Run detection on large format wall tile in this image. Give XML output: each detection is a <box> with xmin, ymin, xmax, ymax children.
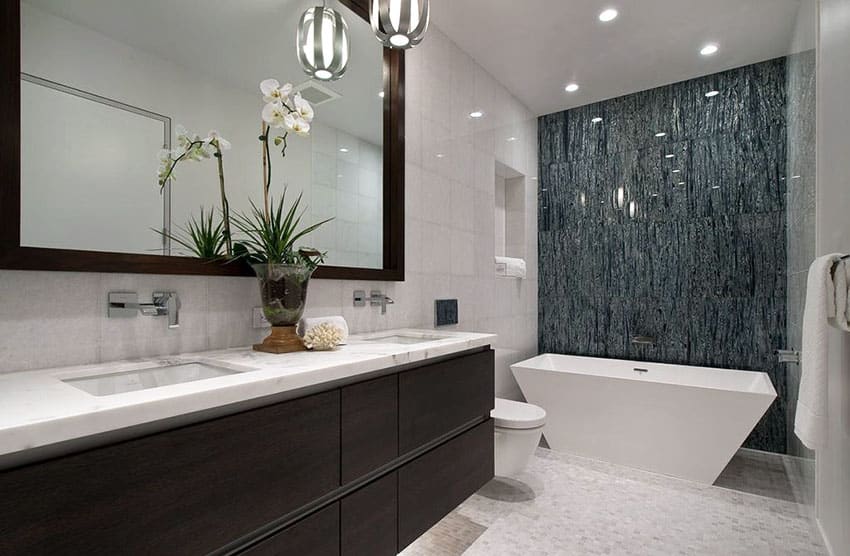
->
<box><xmin>539</xmin><ymin>59</ymin><xmax>789</xmax><ymax>453</ymax></box>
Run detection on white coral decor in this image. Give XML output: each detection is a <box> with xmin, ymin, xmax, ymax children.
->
<box><xmin>302</xmin><ymin>322</ymin><xmax>344</xmax><ymax>351</ymax></box>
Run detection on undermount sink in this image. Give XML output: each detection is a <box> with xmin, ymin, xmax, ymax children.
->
<box><xmin>362</xmin><ymin>333</ymin><xmax>451</xmax><ymax>345</ymax></box>
<box><xmin>62</xmin><ymin>362</ymin><xmax>241</xmax><ymax>397</ymax></box>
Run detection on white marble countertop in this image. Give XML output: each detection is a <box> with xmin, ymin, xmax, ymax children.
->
<box><xmin>0</xmin><ymin>329</ymin><xmax>495</xmax><ymax>467</ymax></box>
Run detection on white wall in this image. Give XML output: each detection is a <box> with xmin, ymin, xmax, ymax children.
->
<box><xmin>815</xmin><ymin>1</ymin><xmax>850</xmax><ymax>554</ymax></box>
<box><xmin>1</xmin><ymin>26</ymin><xmax>539</xmax><ymax>400</ymax></box>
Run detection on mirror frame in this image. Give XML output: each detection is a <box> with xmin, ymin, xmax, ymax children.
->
<box><xmin>0</xmin><ymin>0</ymin><xmax>405</xmax><ymax>281</ymax></box>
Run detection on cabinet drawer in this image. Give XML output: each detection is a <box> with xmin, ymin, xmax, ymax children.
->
<box><xmin>341</xmin><ymin>375</ymin><xmax>398</xmax><ymax>484</ymax></box>
<box><xmin>341</xmin><ymin>472</ymin><xmax>397</xmax><ymax>556</ymax></box>
<box><xmin>398</xmin><ymin>419</ymin><xmax>494</xmax><ymax>550</ymax></box>
<box><xmin>0</xmin><ymin>391</ymin><xmax>341</xmax><ymax>556</ymax></box>
<box><xmin>399</xmin><ymin>350</ymin><xmax>494</xmax><ymax>454</ymax></box>
<box><xmin>240</xmin><ymin>503</ymin><xmax>339</xmax><ymax>556</ymax></box>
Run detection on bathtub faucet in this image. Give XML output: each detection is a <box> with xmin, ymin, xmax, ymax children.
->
<box><xmin>630</xmin><ymin>335</ymin><xmax>656</xmax><ymax>346</ymax></box>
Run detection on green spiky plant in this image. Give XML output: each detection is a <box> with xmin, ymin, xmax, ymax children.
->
<box><xmin>231</xmin><ymin>190</ymin><xmax>331</xmax><ymax>269</ymax></box>
<box><xmin>153</xmin><ymin>207</ymin><xmax>227</xmax><ymax>260</ymax></box>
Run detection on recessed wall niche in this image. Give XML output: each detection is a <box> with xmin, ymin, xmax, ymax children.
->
<box><xmin>494</xmin><ymin>161</ymin><xmax>527</xmax><ymax>262</ymax></box>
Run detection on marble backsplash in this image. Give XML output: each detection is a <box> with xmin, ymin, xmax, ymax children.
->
<box><xmin>538</xmin><ymin>58</ymin><xmax>789</xmax><ymax>453</ymax></box>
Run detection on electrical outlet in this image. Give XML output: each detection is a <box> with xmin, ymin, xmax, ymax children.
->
<box><xmin>252</xmin><ymin>307</ymin><xmax>271</xmax><ymax>329</ymax></box>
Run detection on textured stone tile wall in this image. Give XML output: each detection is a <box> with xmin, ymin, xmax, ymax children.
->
<box><xmin>538</xmin><ymin>59</ymin><xmax>789</xmax><ymax>453</ymax></box>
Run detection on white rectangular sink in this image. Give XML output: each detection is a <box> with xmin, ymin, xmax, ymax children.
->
<box><xmin>62</xmin><ymin>362</ymin><xmax>241</xmax><ymax>396</ymax></box>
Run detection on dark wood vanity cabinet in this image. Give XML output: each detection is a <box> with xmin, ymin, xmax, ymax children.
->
<box><xmin>241</xmin><ymin>504</ymin><xmax>341</xmax><ymax>556</ymax></box>
<box><xmin>0</xmin><ymin>347</ymin><xmax>494</xmax><ymax>556</ymax></box>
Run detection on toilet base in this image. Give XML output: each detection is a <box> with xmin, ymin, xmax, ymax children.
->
<box><xmin>494</xmin><ymin>425</ymin><xmax>544</xmax><ymax>477</ymax></box>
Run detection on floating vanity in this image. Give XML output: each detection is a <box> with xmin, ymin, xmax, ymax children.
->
<box><xmin>0</xmin><ymin>330</ymin><xmax>496</xmax><ymax>555</ymax></box>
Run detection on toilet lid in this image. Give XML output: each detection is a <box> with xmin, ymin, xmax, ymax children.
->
<box><xmin>491</xmin><ymin>398</ymin><xmax>546</xmax><ymax>430</ymax></box>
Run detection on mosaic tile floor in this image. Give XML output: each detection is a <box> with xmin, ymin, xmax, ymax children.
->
<box><xmin>402</xmin><ymin>448</ymin><xmax>825</xmax><ymax>556</ymax></box>
<box><xmin>715</xmin><ymin>448</ymin><xmax>815</xmax><ymax>505</ymax></box>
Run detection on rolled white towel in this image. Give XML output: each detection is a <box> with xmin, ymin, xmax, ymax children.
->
<box><xmin>297</xmin><ymin>316</ymin><xmax>349</xmax><ymax>344</ymax></box>
<box><xmin>495</xmin><ymin>256</ymin><xmax>527</xmax><ymax>279</ymax></box>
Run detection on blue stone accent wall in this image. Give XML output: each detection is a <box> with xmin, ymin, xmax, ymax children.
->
<box><xmin>538</xmin><ymin>58</ymin><xmax>788</xmax><ymax>454</ymax></box>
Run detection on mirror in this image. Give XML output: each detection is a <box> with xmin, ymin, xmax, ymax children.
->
<box><xmin>18</xmin><ymin>0</ymin><xmax>388</xmax><ymax>271</ymax></box>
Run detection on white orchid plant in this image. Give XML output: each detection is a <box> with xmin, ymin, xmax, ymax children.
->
<box><xmin>230</xmin><ymin>79</ymin><xmax>329</xmax><ymax>269</ymax></box>
<box><xmin>258</xmin><ymin>79</ymin><xmax>314</xmax><ymax>224</ymax></box>
<box><xmin>157</xmin><ymin>126</ymin><xmax>233</xmax><ymax>256</ymax></box>
<box><xmin>154</xmin><ymin>78</ymin><xmax>329</xmax><ymax>268</ymax></box>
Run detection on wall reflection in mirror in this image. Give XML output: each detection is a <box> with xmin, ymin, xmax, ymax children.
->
<box><xmin>20</xmin><ymin>0</ymin><xmax>384</xmax><ymax>269</ymax></box>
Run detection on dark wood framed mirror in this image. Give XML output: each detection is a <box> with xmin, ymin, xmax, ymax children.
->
<box><xmin>0</xmin><ymin>0</ymin><xmax>404</xmax><ymax>281</ymax></box>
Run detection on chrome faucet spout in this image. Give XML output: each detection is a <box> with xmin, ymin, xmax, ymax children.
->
<box><xmin>108</xmin><ymin>291</ymin><xmax>180</xmax><ymax>329</ymax></box>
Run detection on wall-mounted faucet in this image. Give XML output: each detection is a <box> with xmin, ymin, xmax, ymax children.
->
<box><xmin>353</xmin><ymin>290</ymin><xmax>395</xmax><ymax>315</ymax></box>
<box><xmin>108</xmin><ymin>292</ymin><xmax>180</xmax><ymax>328</ymax></box>
<box><xmin>776</xmin><ymin>349</ymin><xmax>800</xmax><ymax>364</ymax></box>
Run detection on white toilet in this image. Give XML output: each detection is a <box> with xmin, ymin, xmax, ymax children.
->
<box><xmin>491</xmin><ymin>397</ymin><xmax>547</xmax><ymax>477</ymax></box>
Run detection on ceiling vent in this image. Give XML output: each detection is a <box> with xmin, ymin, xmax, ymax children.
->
<box><xmin>293</xmin><ymin>80</ymin><xmax>342</xmax><ymax>106</ymax></box>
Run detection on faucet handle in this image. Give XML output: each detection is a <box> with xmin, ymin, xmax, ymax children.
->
<box><xmin>154</xmin><ymin>292</ymin><xmax>180</xmax><ymax>328</ymax></box>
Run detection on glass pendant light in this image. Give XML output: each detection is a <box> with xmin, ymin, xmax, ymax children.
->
<box><xmin>297</xmin><ymin>1</ymin><xmax>350</xmax><ymax>81</ymax></box>
<box><xmin>370</xmin><ymin>0</ymin><xmax>430</xmax><ymax>49</ymax></box>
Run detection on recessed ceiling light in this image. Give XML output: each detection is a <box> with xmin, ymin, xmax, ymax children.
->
<box><xmin>599</xmin><ymin>8</ymin><xmax>618</xmax><ymax>22</ymax></box>
<box><xmin>591</xmin><ymin>117</ymin><xmax>603</xmax><ymax>123</ymax></box>
<box><xmin>507</xmin><ymin>136</ymin><xmax>517</xmax><ymax>142</ymax></box>
<box><xmin>469</xmin><ymin>110</ymin><xmax>484</xmax><ymax>118</ymax></box>
<box><xmin>712</xmin><ymin>185</ymin><xmax>721</xmax><ymax>189</ymax></box>
<box><xmin>700</xmin><ymin>43</ymin><xmax>719</xmax><ymax>56</ymax></box>
<box><xmin>436</xmin><ymin>153</ymin><xmax>445</xmax><ymax>158</ymax></box>
<box><xmin>655</xmin><ymin>132</ymin><xmax>667</xmax><ymax>137</ymax></box>
<box><xmin>672</xmin><ymin>169</ymin><xmax>681</xmax><ymax>173</ymax></box>
<box><xmin>378</xmin><ymin>91</ymin><xmax>385</xmax><ymax>98</ymax></box>
<box><xmin>791</xmin><ymin>175</ymin><xmax>802</xmax><ymax>179</ymax></box>
<box><xmin>565</xmin><ymin>83</ymin><xmax>580</xmax><ymax>92</ymax></box>
<box><xmin>678</xmin><ymin>181</ymin><xmax>686</xmax><ymax>186</ymax></box>
<box><xmin>665</xmin><ymin>154</ymin><xmax>675</xmax><ymax>159</ymax></box>
<box><xmin>651</xmin><ymin>193</ymin><xmax>659</xmax><ymax>197</ymax></box>
<box><xmin>705</xmin><ymin>90</ymin><xmax>720</xmax><ymax>98</ymax></box>
<box><xmin>339</xmin><ymin>147</ymin><xmax>349</xmax><ymax>153</ymax></box>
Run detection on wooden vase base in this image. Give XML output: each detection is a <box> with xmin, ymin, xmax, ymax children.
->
<box><xmin>253</xmin><ymin>325</ymin><xmax>306</xmax><ymax>354</ymax></box>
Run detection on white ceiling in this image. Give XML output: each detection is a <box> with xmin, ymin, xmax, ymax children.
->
<box><xmin>430</xmin><ymin>0</ymin><xmax>814</xmax><ymax>116</ymax></box>
<box><xmin>24</xmin><ymin>0</ymin><xmax>385</xmax><ymax>145</ymax></box>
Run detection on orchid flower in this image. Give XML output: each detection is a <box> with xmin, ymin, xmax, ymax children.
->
<box><xmin>260</xmin><ymin>79</ymin><xmax>292</xmax><ymax>104</ymax></box>
<box><xmin>157</xmin><ymin>149</ymin><xmax>175</xmax><ymax>184</ymax></box>
<box><xmin>293</xmin><ymin>93</ymin><xmax>314</xmax><ymax>123</ymax></box>
<box><xmin>205</xmin><ymin>130</ymin><xmax>231</xmax><ymax>151</ymax></box>
<box><xmin>284</xmin><ymin>113</ymin><xmax>311</xmax><ymax>136</ymax></box>
<box><xmin>262</xmin><ymin>102</ymin><xmax>290</xmax><ymax>129</ymax></box>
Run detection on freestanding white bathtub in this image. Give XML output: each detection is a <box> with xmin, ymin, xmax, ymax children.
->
<box><xmin>511</xmin><ymin>354</ymin><xmax>777</xmax><ymax>484</ymax></box>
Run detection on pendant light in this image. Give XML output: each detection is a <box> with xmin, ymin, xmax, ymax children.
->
<box><xmin>297</xmin><ymin>1</ymin><xmax>350</xmax><ymax>81</ymax></box>
<box><xmin>370</xmin><ymin>0</ymin><xmax>430</xmax><ymax>49</ymax></box>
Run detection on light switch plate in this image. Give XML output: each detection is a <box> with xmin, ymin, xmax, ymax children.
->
<box><xmin>252</xmin><ymin>307</ymin><xmax>271</xmax><ymax>329</ymax></box>
<box><xmin>435</xmin><ymin>299</ymin><xmax>459</xmax><ymax>327</ymax></box>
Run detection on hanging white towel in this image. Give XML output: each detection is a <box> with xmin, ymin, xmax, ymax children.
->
<box><xmin>296</xmin><ymin>316</ymin><xmax>349</xmax><ymax>344</ymax></box>
<box><xmin>495</xmin><ymin>256</ymin><xmax>527</xmax><ymax>279</ymax></box>
<box><xmin>795</xmin><ymin>253</ymin><xmax>843</xmax><ymax>450</ymax></box>
<box><xmin>832</xmin><ymin>258</ymin><xmax>850</xmax><ymax>332</ymax></box>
